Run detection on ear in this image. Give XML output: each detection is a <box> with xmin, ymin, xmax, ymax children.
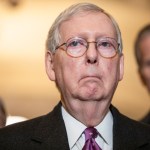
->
<box><xmin>119</xmin><ymin>54</ymin><xmax>124</xmax><ymax>81</ymax></box>
<box><xmin>45</xmin><ymin>50</ymin><xmax>56</xmax><ymax>81</ymax></box>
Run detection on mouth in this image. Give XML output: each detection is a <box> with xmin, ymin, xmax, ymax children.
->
<box><xmin>80</xmin><ymin>75</ymin><xmax>101</xmax><ymax>82</ymax></box>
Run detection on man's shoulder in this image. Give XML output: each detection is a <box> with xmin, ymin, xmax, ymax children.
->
<box><xmin>111</xmin><ymin>105</ymin><xmax>150</xmax><ymax>149</ymax></box>
<box><xmin>110</xmin><ymin>105</ymin><xmax>150</xmax><ymax>136</ymax></box>
<box><xmin>0</xmin><ymin>114</ymin><xmax>46</xmax><ymax>150</ymax></box>
<box><xmin>0</xmin><ymin>102</ymin><xmax>69</xmax><ymax>150</ymax></box>
<box><xmin>0</xmin><ymin>102</ymin><xmax>61</xmax><ymax>136</ymax></box>
<box><xmin>0</xmin><ymin>114</ymin><xmax>45</xmax><ymax>137</ymax></box>
<box><xmin>111</xmin><ymin>105</ymin><xmax>150</xmax><ymax>130</ymax></box>
<box><xmin>0</xmin><ymin>102</ymin><xmax>62</xmax><ymax>136</ymax></box>
<box><xmin>140</xmin><ymin>111</ymin><xmax>150</xmax><ymax>124</ymax></box>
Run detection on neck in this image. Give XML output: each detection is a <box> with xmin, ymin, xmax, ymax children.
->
<box><xmin>62</xmin><ymin>99</ymin><xmax>110</xmax><ymax>127</ymax></box>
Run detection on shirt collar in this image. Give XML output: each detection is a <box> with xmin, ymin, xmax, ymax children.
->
<box><xmin>61</xmin><ymin>106</ymin><xmax>113</xmax><ymax>148</ymax></box>
<box><xmin>95</xmin><ymin>110</ymin><xmax>113</xmax><ymax>146</ymax></box>
<box><xmin>61</xmin><ymin>106</ymin><xmax>86</xmax><ymax>148</ymax></box>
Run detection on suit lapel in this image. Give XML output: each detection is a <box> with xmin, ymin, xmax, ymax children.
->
<box><xmin>29</xmin><ymin>103</ymin><xmax>150</xmax><ymax>150</ymax></box>
<box><xmin>31</xmin><ymin>102</ymin><xmax>70</xmax><ymax>150</ymax></box>
<box><xmin>111</xmin><ymin>105</ymin><xmax>150</xmax><ymax>150</ymax></box>
<box><xmin>111</xmin><ymin>105</ymin><xmax>136</xmax><ymax>150</ymax></box>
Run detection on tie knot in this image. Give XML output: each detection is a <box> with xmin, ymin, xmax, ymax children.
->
<box><xmin>84</xmin><ymin>127</ymin><xmax>98</xmax><ymax>141</ymax></box>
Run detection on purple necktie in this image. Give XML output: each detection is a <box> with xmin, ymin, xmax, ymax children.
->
<box><xmin>82</xmin><ymin>127</ymin><xmax>102</xmax><ymax>150</ymax></box>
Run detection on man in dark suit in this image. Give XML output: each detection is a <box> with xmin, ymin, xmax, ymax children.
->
<box><xmin>134</xmin><ymin>24</ymin><xmax>150</xmax><ymax>125</ymax></box>
<box><xmin>0</xmin><ymin>3</ymin><xmax>150</xmax><ymax>150</ymax></box>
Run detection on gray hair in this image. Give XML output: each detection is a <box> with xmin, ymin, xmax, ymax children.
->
<box><xmin>46</xmin><ymin>3</ymin><xmax>123</xmax><ymax>54</ymax></box>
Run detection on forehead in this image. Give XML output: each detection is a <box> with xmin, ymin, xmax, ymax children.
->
<box><xmin>59</xmin><ymin>12</ymin><xmax>117</xmax><ymax>41</ymax></box>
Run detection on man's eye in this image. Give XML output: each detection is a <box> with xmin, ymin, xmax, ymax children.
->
<box><xmin>97</xmin><ymin>40</ymin><xmax>116</xmax><ymax>50</ymax></box>
<box><xmin>101</xmin><ymin>42</ymin><xmax>111</xmax><ymax>47</ymax></box>
<box><xmin>68</xmin><ymin>38</ymin><xmax>86</xmax><ymax>47</ymax></box>
<box><xmin>71</xmin><ymin>41</ymin><xmax>79</xmax><ymax>46</ymax></box>
<box><xmin>68</xmin><ymin>40</ymin><xmax>81</xmax><ymax>47</ymax></box>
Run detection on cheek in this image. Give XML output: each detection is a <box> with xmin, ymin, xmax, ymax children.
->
<box><xmin>64</xmin><ymin>59</ymin><xmax>82</xmax><ymax>84</ymax></box>
<box><xmin>105</xmin><ymin>59</ymin><xmax>121</xmax><ymax>81</ymax></box>
<box><xmin>54</xmin><ymin>55</ymin><xmax>79</xmax><ymax>83</ymax></box>
<box><xmin>106</xmin><ymin>61</ymin><xmax>117</xmax><ymax>74</ymax></box>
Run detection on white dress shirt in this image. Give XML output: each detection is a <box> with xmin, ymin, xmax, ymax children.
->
<box><xmin>62</xmin><ymin>106</ymin><xmax>113</xmax><ymax>150</ymax></box>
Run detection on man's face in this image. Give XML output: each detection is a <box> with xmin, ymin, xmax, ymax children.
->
<box><xmin>46</xmin><ymin>12</ymin><xmax>123</xmax><ymax>111</ymax></box>
<box><xmin>139</xmin><ymin>34</ymin><xmax>150</xmax><ymax>92</ymax></box>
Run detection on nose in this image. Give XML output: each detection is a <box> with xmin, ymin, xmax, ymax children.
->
<box><xmin>86</xmin><ymin>42</ymin><xmax>98</xmax><ymax>64</ymax></box>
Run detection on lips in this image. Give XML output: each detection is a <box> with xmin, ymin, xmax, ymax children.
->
<box><xmin>80</xmin><ymin>75</ymin><xmax>101</xmax><ymax>82</ymax></box>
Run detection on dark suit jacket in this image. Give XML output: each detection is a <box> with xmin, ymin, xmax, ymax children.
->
<box><xmin>140</xmin><ymin>111</ymin><xmax>150</xmax><ymax>125</ymax></box>
<box><xmin>0</xmin><ymin>102</ymin><xmax>150</xmax><ymax>150</ymax></box>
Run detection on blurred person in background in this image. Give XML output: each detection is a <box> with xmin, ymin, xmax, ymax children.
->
<box><xmin>0</xmin><ymin>98</ymin><xmax>7</xmax><ymax>128</ymax></box>
<box><xmin>0</xmin><ymin>3</ymin><xmax>150</xmax><ymax>150</ymax></box>
<box><xmin>134</xmin><ymin>24</ymin><xmax>150</xmax><ymax>124</ymax></box>
<box><xmin>0</xmin><ymin>97</ymin><xmax>27</xmax><ymax>126</ymax></box>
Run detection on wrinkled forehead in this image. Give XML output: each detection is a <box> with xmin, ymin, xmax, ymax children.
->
<box><xmin>59</xmin><ymin>11</ymin><xmax>117</xmax><ymax>40</ymax></box>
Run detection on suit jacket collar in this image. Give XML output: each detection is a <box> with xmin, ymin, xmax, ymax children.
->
<box><xmin>31</xmin><ymin>102</ymin><xmax>70</xmax><ymax>150</ymax></box>
<box><xmin>31</xmin><ymin>102</ymin><xmax>150</xmax><ymax>150</ymax></box>
<box><xmin>110</xmin><ymin>105</ymin><xmax>150</xmax><ymax>150</ymax></box>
